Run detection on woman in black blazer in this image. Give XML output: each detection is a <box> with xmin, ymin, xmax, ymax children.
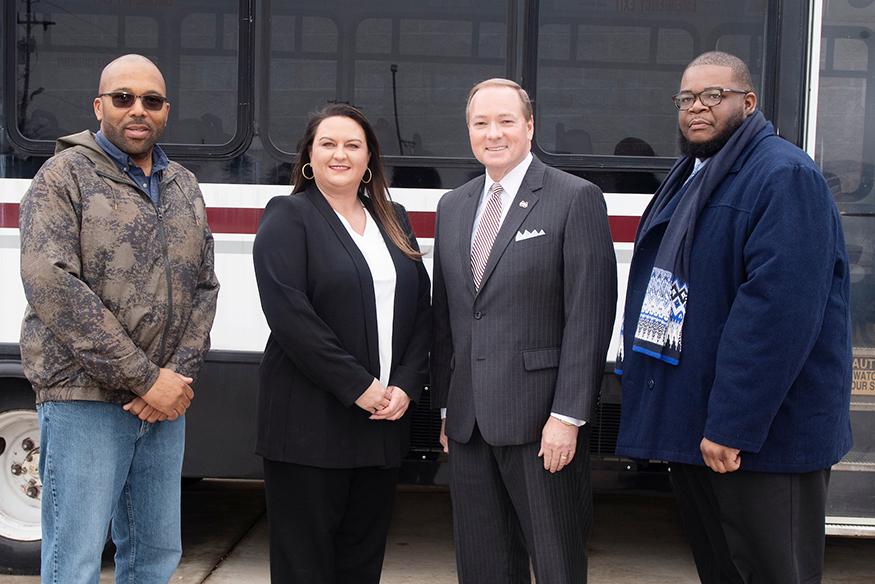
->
<box><xmin>253</xmin><ymin>104</ymin><xmax>431</xmax><ymax>584</ymax></box>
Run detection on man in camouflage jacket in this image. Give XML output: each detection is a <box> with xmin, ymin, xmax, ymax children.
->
<box><xmin>19</xmin><ymin>54</ymin><xmax>219</xmax><ymax>583</ymax></box>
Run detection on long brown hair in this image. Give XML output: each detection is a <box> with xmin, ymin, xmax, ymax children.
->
<box><xmin>291</xmin><ymin>103</ymin><xmax>422</xmax><ymax>260</ymax></box>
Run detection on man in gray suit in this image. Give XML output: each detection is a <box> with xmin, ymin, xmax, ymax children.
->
<box><xmin>431</xmin><ymin>78</ymin><xmax>617</xmax><ymax>584</ymax></box>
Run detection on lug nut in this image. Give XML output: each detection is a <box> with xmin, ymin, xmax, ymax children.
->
<box><xmin>22</xmin><ymin>438</ymin><xmax>35</xmax><ymax>452</ymax></box>
<box><xmin>26</xmin><ymin>486</ymin><xmax>40</xmax><ymax>499</ymax></box>
<box><xmin>10</xmin><ymin>463</ymin><xmax>23</xmax><ymax>476</ymax></box>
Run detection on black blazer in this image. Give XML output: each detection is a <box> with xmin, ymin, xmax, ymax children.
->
<box><xmin>253</xmin><ymin>184</ymin><xmax>431</xmax><ymax>468</ymax></box>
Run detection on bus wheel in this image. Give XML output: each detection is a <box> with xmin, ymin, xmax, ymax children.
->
<box><xmin>0</xmin><ymin>395</ymin><xmax>42</xmax><ymax>575</ymax></box>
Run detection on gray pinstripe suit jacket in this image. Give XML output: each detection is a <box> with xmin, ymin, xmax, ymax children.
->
<box><xmin>431</xmin><ymin>156</ymin><xmax>618</xmax><ymax>446</ymax></box>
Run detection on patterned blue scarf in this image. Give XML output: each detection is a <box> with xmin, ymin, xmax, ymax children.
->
<box><xmin>619</xmin><ymin>111</ymin><xmax>769</xmax><ymax>368</ymax></box>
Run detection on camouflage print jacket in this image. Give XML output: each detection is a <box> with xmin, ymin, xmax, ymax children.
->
<box><xmin>19</xmin><ymin>130</ymin><xmax>220</xmax><ymax>405</ymax></box>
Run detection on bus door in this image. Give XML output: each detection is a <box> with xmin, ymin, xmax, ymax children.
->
<box><xmin>815</xmin><ymin>0</ymin><xmax>875</xmax><ymax>536</ymax></box>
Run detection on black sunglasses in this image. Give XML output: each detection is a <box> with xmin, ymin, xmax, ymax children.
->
<box><xmin>99</xmin><ymin>92</ymin><xmax>167</xmax><ymax>111</ymax></box>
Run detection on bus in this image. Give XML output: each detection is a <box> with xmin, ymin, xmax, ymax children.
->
<box><xmin>1</xmin><ymin>0</ymin><xmax>873</xmax><ymax>573</ymax></box>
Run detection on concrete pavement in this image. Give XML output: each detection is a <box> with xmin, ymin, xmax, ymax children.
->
<box><xmin>2</xmin><ymin>479</ymin><xmax>874</xmax><ymax>583</ymax></box>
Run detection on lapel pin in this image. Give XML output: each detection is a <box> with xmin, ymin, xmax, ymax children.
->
<box><xmin>519</xmin><ymin>200</ymin><xmax>528</xmax><ymax>208</ymax></box>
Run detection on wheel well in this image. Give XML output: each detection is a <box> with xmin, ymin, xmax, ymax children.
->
<box><xmin>0</xmin><ymin>372</ymin><xmax>37</xmax><ymax>412</ymax></box>
<box><xmin>0</xmin><ymin>372</ymin><xmax>36</xmax><ymax>460</ymax></box>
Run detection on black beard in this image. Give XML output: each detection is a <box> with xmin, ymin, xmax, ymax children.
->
<box><xmin>102</xmin><ymin>119</ymin><xmax>164</xmax><ymax>160</ymax></box>
<box><xmin>678</xmin><ymin>111</ymin><xmax>745</xmax><ymax>159</ymax></box>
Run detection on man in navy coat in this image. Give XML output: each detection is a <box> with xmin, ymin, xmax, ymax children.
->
<box><xmin>616</xmin><ymin>51</ymin><xmax>852</xmax><ymax>583</ymax></box>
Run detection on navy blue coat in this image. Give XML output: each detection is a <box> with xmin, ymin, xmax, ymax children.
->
<box><xmin>616</xmin><ymin>122</ymin><xmax>853</xmax><ymax>473</ymax></box>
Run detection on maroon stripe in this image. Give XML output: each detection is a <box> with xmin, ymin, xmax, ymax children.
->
<box><xmin>0</xmin><ymin>203</ymin><xmax>19</xmax><ymax>229</ymax></box>
<box><xmin>407</xmin><ymin>211</ymin><xmax>436</xmax><ymax>239</ymax></box>
<box><xmin>0</xmin><ymin>202</ymin><xmax>639</xmax><ymax>243</ymax></box>
<box><xmin>204</xmin><ymin>208</ymin><xmax>442</xmax><ymax>238</ymax></box>
<box><xmin>608</xmin><ymin>215</ymin><xmax>639</xmax><ymax>243</ymax></box>
<box><xmin>205</xmin><ymin>207</ymin><xmax>263</xmax><ymax>235</ymax></box>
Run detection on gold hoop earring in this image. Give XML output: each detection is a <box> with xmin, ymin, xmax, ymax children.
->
<box><xmin>362</xmin><ymin>167</ymin><xmax>372</xmax><ymax>184</ymax></box>
<box><xmin>302</xmin><ymin>163</ymin><xmax>314</xmax><ymax>180</ymax></box>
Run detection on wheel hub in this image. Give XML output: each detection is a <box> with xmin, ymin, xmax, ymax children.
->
<box><xmin>0</xmin><ymin>409</ymin><xmax>41</xmax><ymax>541</ymax></box>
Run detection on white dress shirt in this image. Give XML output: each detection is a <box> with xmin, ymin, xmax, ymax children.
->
<box><xmin>335</xmin><ymin>207</ymin><xmax>397</xmax><ymax>389</ymax></box>
<box><xmin>469</xmin><ymin>153</ymin><xmax>533</xmax><ymax>250</ymax></box>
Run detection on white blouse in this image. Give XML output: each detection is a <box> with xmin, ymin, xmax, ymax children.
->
<box><xmin>334</xmin><ymin>207</ymin><xmax>397</xmax><ymax>388</ymax></box>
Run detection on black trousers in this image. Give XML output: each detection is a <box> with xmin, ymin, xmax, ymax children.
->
<box><xmin>262</xmin><ymin>458</ymin><xmax>399</xmax><ymax>584</ymax></box>
<box><xmin>671</xmin><ymin>463</ymin><xmax>830</xmax><ymax>584</ymax></box>
<box><xmin>449</xmin><ymin>424</ymin><xmax>592</xmax><ymax>584</ymax></box>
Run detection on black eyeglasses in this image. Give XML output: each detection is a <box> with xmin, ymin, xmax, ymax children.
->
<box><xmin>671</xmin><ymin>87</ymin><xmax>748</xmax><ymax>111</ymax></box>
<box><xmin>98</xmin><ymin>92</ymin><xmax>167</xmax><ymax>111</ymax></box>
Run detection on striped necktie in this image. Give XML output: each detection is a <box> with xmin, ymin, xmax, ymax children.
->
<box><xmin>471</xmin><ymin>182</ymin><xmax>503</xmax><ymax>290</ymax></box>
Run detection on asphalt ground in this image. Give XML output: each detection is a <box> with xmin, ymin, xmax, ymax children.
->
<box><xmin>1</xmin><ymin>479</ymin><xmax>874</xmax><ymax>583</ymax></box>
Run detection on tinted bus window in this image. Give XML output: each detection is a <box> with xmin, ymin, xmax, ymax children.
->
<box><xmin>265</xmin><ymin>0</ymin><xmax>508</xmax><ymax>157</ymax></box>
<box><xmin>266</xmin><ymin>9</ymin><xmax>340</xmax><ymax>154</ymax></box>
<box><xmin>11</xmin><ymin>0</ymin><xmax>241</xmax><ymax>147</ymax></box>
<box><xmin>535</xmin><ymin>1</ymin><xmax>767</xmax><ymax>161</ymax></box>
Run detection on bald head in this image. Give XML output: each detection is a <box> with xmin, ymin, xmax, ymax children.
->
<box><xmin>98</xmin><ymin>54</ymin><xmax>165</xmax><ymax>95</ymax></box>
<box><xmin>94</xmin><ymin>54</ymin><xmax>169</xmax><ymax>172</ymax></box>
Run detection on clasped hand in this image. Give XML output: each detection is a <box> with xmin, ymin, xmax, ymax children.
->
<box><xmin>124</xmin><ymin>367</ymin><xmax>194</xmax><ymax>423</ymax></box>
<box><xmin>355</xmin><ymin>378</ymin><xmax>411</xmax><ymax>421</ymax></box>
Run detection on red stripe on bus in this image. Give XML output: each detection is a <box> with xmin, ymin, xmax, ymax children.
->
<box><xmin>407</xmin><ymin>211</ymin><xmax>436</xmax><ymax>239</ymax></box>
<box><xmin>0</xmin><ymin>202</ymin><xmax>639</xmax><ymax>243</ymax></box>
<box><xmin>204</xmin><ymin>208</ymin><xmax>440</xmax><ymax>237</ymax></box>
<box><xmin>608</xmin><ymin>215</ymin><xmax>639</xmax><ymax>243</ymax></box>
<box><xmin>205</xmin><ymin>207</ymin><xmax>263</xmax><ymax>234</ymax></box>
<box><xmin>0</xmin><ymin>203</ymin><xmax>19</xmax><ymax>229</ymax></box>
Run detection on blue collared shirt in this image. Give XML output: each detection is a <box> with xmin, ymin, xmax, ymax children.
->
<box><xmin>95</xmin><ymin>130</ymin><xmax>169</xmax><ymax>208</ymax></box>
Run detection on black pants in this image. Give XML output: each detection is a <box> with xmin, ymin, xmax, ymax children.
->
<box><xmin>671</xmin><ymin>463</ymin><xmax>830</xmax><ymax>584</ymax></box>
<box><xmin>262</xmin><ymin>459</ymin><xmax>399</xmax><ymax>584</ymax></box>
<box><xmin>449</xmin><ymin>424</ymin><xmax>592</xmax><ymax>584</ymax></box>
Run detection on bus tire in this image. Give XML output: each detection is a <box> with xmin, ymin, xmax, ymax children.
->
<box><xmin>0</xmin><ymin>381</ymin><xmax>41</xmax><ymax>575</ymax></box>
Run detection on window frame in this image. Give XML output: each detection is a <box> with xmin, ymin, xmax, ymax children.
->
<box><xmin>2</xmin><ymin>0</ymin><xmax>254</xmax><ymax>159</ymax></box>
<box><xmin>257</xmin><ymin>0</ymin><xmax>516</xmax><ymax>166</ymax></box>
<box><xmin>523</xmin><ymin>0</ymin><xmax>809</xmax><ymax>173</ymax></box>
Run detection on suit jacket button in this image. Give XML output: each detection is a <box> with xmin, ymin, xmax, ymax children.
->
<box><xmin>647</xmin><ymin>379</ymin><xmax>655</xmax><ymax>390</ymax></box>
<box><xmin>474</xmin><ymin>311</ymin><xmax>482</xmax><ymax>319</ymax></box>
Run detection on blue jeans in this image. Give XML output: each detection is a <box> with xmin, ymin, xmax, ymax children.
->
<box><xmin>37</xmin><ymin>401</ymin><xmax>185</xmax><ymax>584</ymax></box>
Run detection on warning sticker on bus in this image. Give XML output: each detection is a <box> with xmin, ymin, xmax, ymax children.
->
<box><xmin>852</xmin><ymin>353</ymin><xmax>875</xmax><ymax>395</ymax></box>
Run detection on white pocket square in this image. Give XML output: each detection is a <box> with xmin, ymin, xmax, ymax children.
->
<box><xmin>515</xmin><ymin>229</ymin><xmax>546</xmax><ymax>242</ymax></box>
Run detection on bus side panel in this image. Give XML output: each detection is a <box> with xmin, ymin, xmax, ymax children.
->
<box><xmin>181</xmin><ymin>352</ymin><xmax>262</xmax><ymax>479</ymax></box>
